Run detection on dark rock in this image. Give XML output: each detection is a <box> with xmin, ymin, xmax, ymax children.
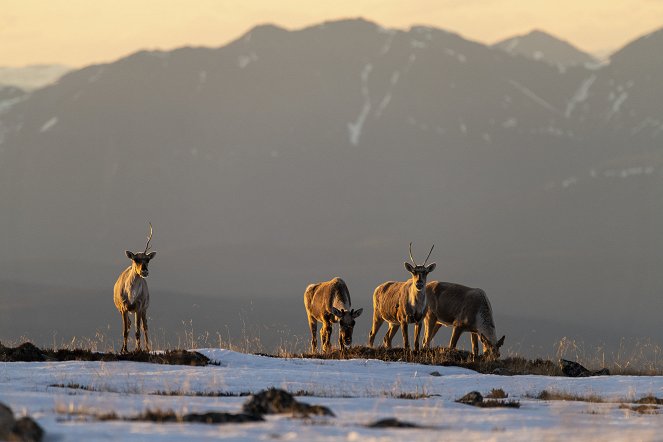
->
<box><xmin>429</xmin><ymin>371</ymin><xmax>442</xmax><ymax>377</ymax></box>
<box><xmin>0</xmin><ymin>403</ymin><xmax>15</xmax><ymax>440</ymax></box>
<box><xmin>456</xmin><ymin>391</ymin><xmax>484</xmax><ymax>405</ymax></box>
<box><xmin>0</xmin><ymin>403</ymin><xmax>44</xmax><ymax>442</ymax></box>
<box><xmin>367</xmin><ymin>418</ymin><xmax>421</xmax><ymax>428</ymax></box>
<box><xmin>0</xmin><ymin>343</ymin><xmax>46</xmax><ymax>362</ymax></box>
<box><xmin>182</xmin><ymin>412</ymin><xmax>263</xmax><ymax>424</ymax></box>
<box><xmin>242</xmin><ymin>388</ymin><xmax>334</xmax><ymax>417</ymax></box>
<box><xmin>559</xmin><ymin>359</ymin><xmax>610</xmax><ymax>377</ymax></box>
<box><xmin>634</xmin><ymin>396</ymin><xmax>663</xmax><ymax>405</ymax></box>
<box><xmin>9</xmin><ymin>417</ymin><xmax>44</xmax><ymax>442</ymax></box>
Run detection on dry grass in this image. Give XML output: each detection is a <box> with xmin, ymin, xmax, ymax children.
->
<box><xmin>618</xmin><ymin>404</ymin><xmax>659</xmax><ymax>414</ymax></box>
<box><xmin>5</xmin><ymin>331</ymin><xmax>663</xmax><ymax>375</ymax></box>
<box><xmin>485</xmin><ymin>388</ymin><xmax>508</xmax><ymax>399</ymax></box>
<box><xmin>290</xmin><ymin>346</ymin><xmax>562</xmax><ymax>376</ymax></box>
<box><xmin>529</xmin><ymin>390</ymin><xmax>606</xmax><ymax>403</ymax></box>
<box><xmin>556</xmin><ymin>337</ymin><xmax>663</xmax><ymax>375</ymax></box>
<box><xmin>0</xmin><ymin>342</ymin><xmax>213</xmax><ymax>365</ymax></box>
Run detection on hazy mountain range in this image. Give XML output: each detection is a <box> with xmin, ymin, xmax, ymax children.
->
<box><xmin>1</xmin><ymin>19</ymin><xmax>662</xmax><ymax>354</ymax></box>
<box><xmin>0</xmin><ymin>65</ymin><xmax>71</xmax><ymax>91</ymax></box>
<box><xmin>493</xmin><ymin>30</ymin><xmax>598</xmax><ymax>66</ymax></box>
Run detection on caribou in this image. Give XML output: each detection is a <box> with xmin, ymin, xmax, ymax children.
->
<box><xmin>368</xmin><ymin>243</ymin><xmax>436</xmax><ymax>350</ymax></box>
<box><xmin>422</xmin><ymin>281</ymin><xmax>505</xmax><ymax>358</ymax></box>
<box><xmin>113</xmin><ymin>223</ymin><xmax>156</xmax><ymax>353</ymax></box>
<box><xmin>304</xmin><ymin>277</ymin><xmax>363</xmax><ymax>353</ymax></box>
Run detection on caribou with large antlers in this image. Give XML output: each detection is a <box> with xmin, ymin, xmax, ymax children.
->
<box><xmin>113</xmin><ymin>223</ymin><xmax>156</xmax><ymax>353</ymax></box>
<box><xmin>368</xmin><ymin>243</ymin><xmax>436</xmax><ymax>350</ymax></box>
<box><xmin>304</xmin><ymin>277</ymin><xmax>363</xmax><ymax>353</ymax></box>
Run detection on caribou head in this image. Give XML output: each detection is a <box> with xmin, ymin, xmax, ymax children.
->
<box><xmin>126</xmin><ymin>223</ymin><xmax>157</xmax><ymax>278</ymax></box>
<box><xmin>480</xmin><ymin>334</ymin><xmax>505</xmax><ymax>359</ymax></box>
<box><xmin>331</xmin><ymin>307</ymin><xmax>363</xmax><ymax>348</ymax></box>
<box><xmin>404</xmin><ymin>242</ymin><xmax>436</xmax><ymax>290</ymax></box>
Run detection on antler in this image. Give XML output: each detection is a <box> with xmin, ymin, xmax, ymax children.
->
<box><xmin>144</xmin><ymin>222</ymin><xmax>153</xmax><ymax>253</ymax></box>
<box><xmin>409</xmin><ymin>242</ymin><xmax>417</xmax><ymax>266</ymax></box>
<box><xmin>423</xmin><ymin>244</ymin><xmax>435</xmax><ymax>266</ymax></box>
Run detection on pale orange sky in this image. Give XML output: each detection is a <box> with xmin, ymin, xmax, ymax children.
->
<box><xmin>2</xmin><ymin>0</ymin><xmax>663</xmax><ymax>67</ymax></box>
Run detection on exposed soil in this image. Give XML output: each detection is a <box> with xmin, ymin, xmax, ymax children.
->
<box><xmin>297</xmin><ymin>346</ymin><xmax>563</xmax><ymax>376</ymax></box>
<box><xmin>0</xmin><ymin>342</ymin><xmax>211</xmax><ymax>366</ymax></box>
<box><xmin>456</xmin><ymin>391</ymin><xmax>521</xmax><ymax>408</ymax></box>
<box><xmin>242</xmin><ymin>388</ymin><xmax>335</xmax><ymax>417</ymax></box>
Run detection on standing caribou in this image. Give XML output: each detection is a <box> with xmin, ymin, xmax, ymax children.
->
<box><xmin>304</xmin><ymin>277</ymin><xmax>363</xmax><ymax>353</ymax></box>
<box><xmin>422</xmin><ymin>281</ymin><xmax>505</xmax><ymax>359</ymax></box>
<box><xmin>113</xmin><ymin>223</ymin><xmax>156</xmax><ymax>353</ymax></box>
<box><xmin>368</xmin><ymin>243</ymin><xmax>436</xmax><ymax>350</ymax></box>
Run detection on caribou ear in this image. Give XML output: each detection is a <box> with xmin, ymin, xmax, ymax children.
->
<box><xmin>426</xmin><ymin>262</ymin><xmax>436</xmax><ymax>273</ymax></box>
<box><xmin>497</xmin><ymin>335</ymin><xmax>505</xmax><ymax>348</ymax></box>
<box><xmin>125</xmin><ymin>251</ymin><xmax>134</xmax><ymax>259</ymax></box>
<box><xmin>331</xmin><ymin>307</ymin><xmax>344</xmax><ymax>318</ymax></box>
<box><xmin>352</xmin><ymin>308</ymin><xmax>363</xmax><ymax>318</ymax></box>
<box><xmin>404</xmin><ymin>262</ymin><xmax>415</xmax><ymax>273</ymax></box>
<box><xmin>146</xmin><ymin>251</ymin><xmax>157</xmax><ymax>260</ymax></box>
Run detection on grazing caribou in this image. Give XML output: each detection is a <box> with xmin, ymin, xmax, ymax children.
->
<box><xmin>304</xmin><ymin>277</ymin><xmax>363</xmax><ymax>353</ymax></box>
<box><xmin>368</xmin><ymin>243</ymin><xmax>436</xmax><ymax>350</ymax></box>
<box><xmin>422</xmin><ymin>281</ymin><xmax>505</xmax><ymax>358</ymax></box>
<box><xmin>113</xmin><ymin>223</ymin><xmax>156</xmax><ymax>353</ymax></box>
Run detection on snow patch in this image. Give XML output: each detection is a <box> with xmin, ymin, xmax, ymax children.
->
<box><xmin>565</xmin><ymin>75</ymin><xmax>596</xmax><ymax>118</ymax></box>
<box><xmin>607</xmin><ymin>92</ymin><xmax>628</xmax><ymax>119</ymax></box>
<box><xmin>380</xmin><ymin>32</ymin><xmax>395</xmax><ymax>55</ymax></box>
<box><xmin>347</xmin><ymin>64</ymin><xmax>373</xmax><ymax>146</ymax></box>
<box><xmin>508</xmin><ymin>80</ymin><xmax>559</xmax><ymax>113</ymax></box>
<box><xmin>503</xmin><ymin>38</ymin><xmax>520</xmax><ymax>52</ymax></box>
<box><xmin>40</xmin><ymin>117</ymin><xmax>58</xmax><ymax>132</ymax></box>
<box><xmin>561</xmin><ymin>177</ymin><xmax>577</xmax><ymax>188</ymax></box>
<box><xmin>238</xmin><ymin>53</ymin><xmax>258</xmax><ymax>69</ymax></box>
<box><xmin>88</xmin><ymin>67</ymin><xmax>104</xmax><ymax>84</ymax></box>
<box><xmin>502</xmin><ymin>118</ymin><xmax>518</xmax><ymax>128</ymax></box>
<box><xmin>0</xmin><ymin>96</ymin><xmax>26</xmax><ymax>114</ymax></box>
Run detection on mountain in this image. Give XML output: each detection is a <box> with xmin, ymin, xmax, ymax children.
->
<box><xmin>494</xmin><ymin>30</ymin><xmax>598</xmax><ymax>67</ymax></box>
<box><xmin>0</xmin><ymin>64</ymin><xmax>71</xmax><ymax>91</ymax></box>
<box><xmin>0</xmin><ymin>19</ymin><xmax>662</xmax><ymax>350</ymax></box>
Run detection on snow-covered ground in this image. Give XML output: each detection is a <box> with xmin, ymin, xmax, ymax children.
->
<box><xmin>1</xmin><ymin>349</ymin><xmax>661</xmax><ymax>441</ymax></box>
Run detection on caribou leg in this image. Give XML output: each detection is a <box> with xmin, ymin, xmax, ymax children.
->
<box><xmin>141</xmin><ymin>311</ymin><xmax>150</xmax><ymax>352</ymax></box>
<box><xmin>307</xmin><ymin>315</ymin><xmax>318</xmax><ymax>352</ymax></box>
<box><xmin>401</xmin><ymin>322</ymin><xmax>410</xmax><ymax>349</ymax></box>
<box><xmin>121</xmin><ymin>311</ymin><xmax>129</xmax><ymax>353</ymax></box>
<box><xmin>134</xmin><ymin>311</ymin><xmax>142</xmax><ymax>352</ymax></box>
<box><xmin>471</xmin><ymin>332</ymin><xmax>479</xmax><ymax>356</ymax></box>
<box><xmin>449</xmin><ymin>326</ymin><xmax>463</xmax><ymax>349</ymax></box>
<box><xmin>368</xmin><ymin>315</ymin><xmax>384</xmax><ymax>348</ymax></box>
<box><xmin>383</xmin><ymin>323</ymin><xmax>400</xmax><ymax>348</ymax></box>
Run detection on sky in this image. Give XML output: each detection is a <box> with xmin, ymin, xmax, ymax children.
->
<box><xmin>2</xmin><ymin>0</ymin><xmax>663</xmax><ymax>67</ymax></box>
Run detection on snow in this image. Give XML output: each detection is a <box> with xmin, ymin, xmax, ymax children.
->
<box><xmin>1</xmin><ymin>349</ymin><xmax>661</xmax><ymax>441</ymax></box>
<box><xmin>347</xmin><ymin>64</ymin><xmax>373</xmax><ymax>146</ymax></box>
<box><xmin>237</xmin><ymin>53</ymin><xmax>258</xmax><ymax>69</ymax></box>
<box><xmin>0</xmin><ymin>95</ymin><xmax>26</xmax><ymax>114</ymax></box>
<box><xmin>502</xmin><ymin>118</ymin><xmax>518</xmax><ymax>128</ymax></box>
<box><xmin>503</xmin><ymin>38</ymin><xmax>520</xmax><ymax>52</ymax></box>
<box><xmin>565</xmin><ymin>75</ymin><xmax>596</xmax><ymax>117</ymax></box>
<box><xmin>508</xmin><ymin>80</ymin><xmax>559</xmax><ymax>114</ymax></box>
<box><xmin>39</xmin><ymin>117</ymin><xmax>58</xmax><ymax>132</ymax></box>
<box><xmin>607</xmin><ymin>92</ymin><xmax>628</xmax><ymax>119</ymax></box>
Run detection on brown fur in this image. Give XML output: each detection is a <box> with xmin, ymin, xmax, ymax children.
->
<box><xmin>113</xmin><ymin>250</ymin><xmax>155</xmax><ymax>353</ymax></box>
<box><xmin>422</xmin><ymin>281</ymin><xmax>504</xmax><ymax>358</ymax></box>
<box><xmin>304</xmin><ymin>277</ymin><xmax>362</xmax><ymax>352</ymax></box>
<box><xmin>368</xmin><ymin>262</ymin><xmax>435</xmax><ymax>350</ymax></box>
